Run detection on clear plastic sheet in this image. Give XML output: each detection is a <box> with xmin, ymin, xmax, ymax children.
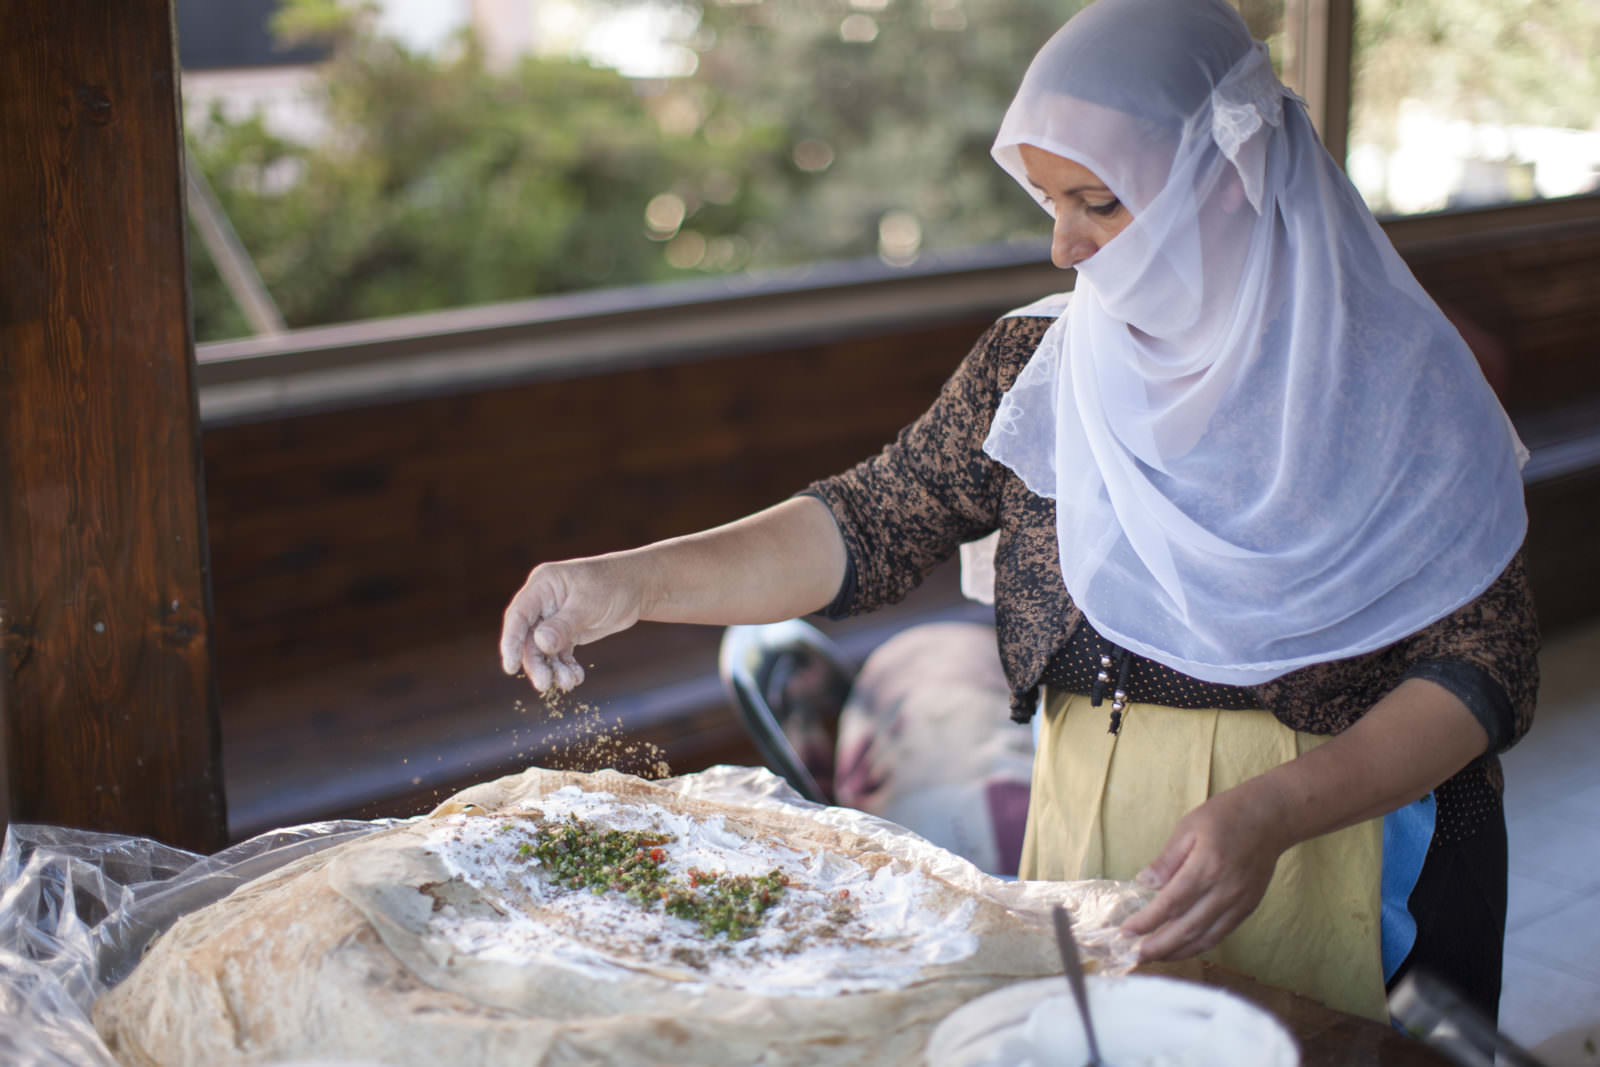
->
<box><xmin>0</xmin><ymin>817</ymin><xmax>404</xmax><ymax>1066</ymax></box>
<box><xmin>0</xmin><ymin>765</ymin><xmax>1151</xmax><ymax>1066</ymax></box>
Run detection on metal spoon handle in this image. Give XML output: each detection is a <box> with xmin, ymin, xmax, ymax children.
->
<box><xmin>1052</xmin><ymin>904</ymin><xmax>1106</xmax><ymax>1067</ymax></box>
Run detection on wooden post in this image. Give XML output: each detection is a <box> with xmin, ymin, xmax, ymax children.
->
<box><xmin>0</xmin><ymin>0</ymin><xmax>227</xmax><ymax>852</ymax></box>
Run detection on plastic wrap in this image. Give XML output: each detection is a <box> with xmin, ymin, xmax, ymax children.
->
<box><xmin>0</xmin><ymin>766</ymin><xmax>1151</xmax><ymax>1066</ymax></box>
<box><xmin>1</xmin><ymin>818</ymin><xmax>403</xmax><ymax>1066</ymax></box>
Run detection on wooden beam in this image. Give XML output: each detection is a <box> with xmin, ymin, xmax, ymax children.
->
<box><xmin>0</xmin><ymin>0</ymin><xmax>227</xmax><ymax>851</ymax></box>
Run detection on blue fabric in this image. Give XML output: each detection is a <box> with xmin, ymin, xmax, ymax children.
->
<box><xmin>1381</xmin><ymin>793</ymin><xmax>1437</xmax><ymax>983</ymax></box>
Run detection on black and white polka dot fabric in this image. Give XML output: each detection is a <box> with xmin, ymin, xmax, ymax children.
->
<box><xmin>1040</xmin><ymin>619</ymin><xmax>1259</xmax><ymax>711</ymax></box>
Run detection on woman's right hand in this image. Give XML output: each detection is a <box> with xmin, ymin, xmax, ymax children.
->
<box><xmin>499</xmin><ymin>557</ymin><xmax>647</xmax><ymax>693</ymax></box>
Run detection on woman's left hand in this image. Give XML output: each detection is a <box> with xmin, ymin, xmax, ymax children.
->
<box><xmin>1119</xmin><ymin>781</ymin><xmax>1291</xmax><ymax>961</ymax></box>
<box><xmin>1121</xmin><ymin>677</ymin><xmax>1493</xmax><ymax>963</ymax></box>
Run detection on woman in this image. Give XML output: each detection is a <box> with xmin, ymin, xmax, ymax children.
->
<box><xmin>500</xmin><ymin>0</ymin><xmax>1537</xmax><ymax>1024</ymax></box>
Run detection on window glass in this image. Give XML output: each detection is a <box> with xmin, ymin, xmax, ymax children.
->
<box><xmin>181</xmin><ymin>0</ymin><xmax>1297</xmax><ymax>343</ymax></box>
<box><xmin>1347</xmin><ymin>0</ymin><xmax>1600</xmax><ymax>216</ymax></box>
<box><xmin>181</xmin><ymin>0</ymin><xmax>1086</xmax><ymax>342</ymax></box>
<box><xmin>1233</xmin><ymin>0</ymin><xmax>1290</xmax><ymax>78</ymax></box>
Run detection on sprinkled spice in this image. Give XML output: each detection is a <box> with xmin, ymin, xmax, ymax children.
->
<box><xmin>518</xmin><ymin>814</ymin><xmax>789</xmax><ymax>938</ymax></box>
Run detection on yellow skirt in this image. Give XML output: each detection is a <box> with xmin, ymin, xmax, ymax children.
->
<box><xmin>1020</xmin><ymin>690</ymin><xmax>1389</xmax><ymax>1022</ymax></box>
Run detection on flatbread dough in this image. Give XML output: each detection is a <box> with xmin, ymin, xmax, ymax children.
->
<box><xmin>92</xmin><ymin>767</ymin><xmax>1137</xmax><ymax>1066</ymax></box>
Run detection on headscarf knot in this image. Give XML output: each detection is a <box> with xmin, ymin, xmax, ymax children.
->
<box><xmin>1210</xmin><ymin>42</ymin><xmax>1304</xmax><ymax>212</ymax></box>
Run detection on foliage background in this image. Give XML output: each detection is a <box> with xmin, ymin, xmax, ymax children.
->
<box><xmin>186</xmin><ymin>0</ymin><xmax>1089</xmax><ymax>341</ymax></box>
<box><xmin>185</xmin><ymin>0</ymin><xmax>1596</xmax><ymax>342</ymax></box>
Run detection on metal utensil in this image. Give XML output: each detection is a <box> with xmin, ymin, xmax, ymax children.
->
<box><xmin>1388</xmin><ymin>970</ymin><xmax>1551</xmax><ymax>1067</ymax></box>
<box><xmin>1052</xmin><ymin>904</ymin><xmax>1106</xmax><ymax>1067</ymax></box>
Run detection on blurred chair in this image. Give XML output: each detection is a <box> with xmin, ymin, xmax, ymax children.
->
<box><xmin>717</xmin><ymin>619</ymin><xmax>853</xmax><ymax>805</ymax></box>
<box><xmin>718</xmin><ymin>618</ymin><xmax>1033</xmax><ymax>876</ymax></box>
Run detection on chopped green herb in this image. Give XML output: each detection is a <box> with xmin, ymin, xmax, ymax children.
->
<box><xmin>663</xmin><ymin>868</ymin><xmax>789</xmax><ymax>939</ymax></box>
<box><xmin>512</xmin><ymin>814</ymin><xmax>788</xmax><ymax>939</ymax></box>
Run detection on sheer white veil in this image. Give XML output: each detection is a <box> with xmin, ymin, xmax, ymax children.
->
<box><xmin>984</xmin><ymin>0</ymin><xmax>1528</xmax><ymax>685</ymax></box>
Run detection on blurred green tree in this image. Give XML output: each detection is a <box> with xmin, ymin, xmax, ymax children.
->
<box><xmin>187</xmin><ymin>3</ymin><xmax>781</xmax><ymax>338</ymax></box>
<box><xmin>186</xmin><ymin>0</ymin><xmax>1086</xmax><ymax>341</ymax></box>
<box><xmin>676</xmin><ymin>0</ymin><xmax>1085</xmax><ymax>264</ymax></box>
<box><xmin>1350</xmin><ymin>0</ymin><xmax>1600</xmax><ymax>211</ymax></box>
<box><xmin>1355</xmin><ymin>0</ymin><xmax>1599</xmax><ymax>136</ymax></box>
<box><xmin>185</xmin><ymin>0</ymin><xmax>1597</xmax><ymax>340</ymax></box>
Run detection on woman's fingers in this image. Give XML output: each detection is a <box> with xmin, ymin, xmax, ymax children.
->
<box><xmin>1167</xmin><ymin>905</ymin><xmax>1251</xmax><ymax>961</ymax></box>
<box><xmin>528</xmin><ymin>619</ymin><xmax>589</xmax><ymax>691</ymax></box>
<box><xmin>1139</xmin><ymin>888</ymin><xmax>1251</xmax><ymax>961</ymax></box>
<box><xmin>502</xmin><ymin>575</ymin><xmax>561</xmax><ymax>676</ymax></box>
<box><xmin>1134</xmin><ymin>832</ymin><xmax>1191</xmax><ymax>896</ymax></box>
<box><xmin>521</xmin><ymin>642</ymin><xmax>584</xmax><ymax>693</ymax></box>
<box><xmin>523</xmin><ymin>642</ymin><xmax>556</xmax><ymax>692</ymax></box>
<box><xmin>551</xmin><ymin>650</ymin><xmax>585</xmax><ymax>692</ymax></box>
<box><xmin>1120</xmin><ymin>835</ymin><xmax>1201</xmax><ymax>937</ymax></box>
<box><xmin>1124</xmin><ymin>860</ymin><xmax>1215</xmax><ymax>958</ymax></box>
<box><xmin>501</xmin><ymin>598</ymin><xmax>535</xmax><ymax>675</ymax></box>
<box><xmin>1136</xmin><ymin>906</ymin><xmax>1210</xmax><ymax>961</ymax></box>
<box><xmin>1121</xmin><ymin>789</ymin><xmax>1287</xmax><ymax>962</ymax></box>
<box><xmin>501</xmin><ymin>574</ymin><xmax>574</xmax><ymax>691</ymax></box>
<box><xmin>532</xmin><ymin>613</ymin><xmax>577</xmax><ymax>659</ymax></box>
<box><xmin>502</xmin><ymin>558</ymin><xmax>643</xmax><ymax>693</ymax></box>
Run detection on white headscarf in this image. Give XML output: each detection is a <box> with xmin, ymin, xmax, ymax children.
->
<box><xmin>983</xmin><ymin>0</ymin><xmax>1528</xmax><ymax>685</ymax></box>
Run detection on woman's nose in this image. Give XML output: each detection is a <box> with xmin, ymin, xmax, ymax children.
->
<box><xmin>1051</xmin><ymin>215</ymin><xmax>1099</xmax><ymax>270</ymax></box>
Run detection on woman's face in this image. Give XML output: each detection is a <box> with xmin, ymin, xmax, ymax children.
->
<box><xmin>1018</xmin><ymin>143</ymin><xmax>1132</xmax><ymax>270</ymax></box>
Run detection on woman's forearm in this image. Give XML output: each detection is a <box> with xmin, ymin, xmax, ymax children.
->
<box><xmin>625</xmin><ymin>495</ymin><xmax>848</xmax><ymax>626</ymax></box>
<box><xmin>501</xmin><ymin>496</ymin><xmax>847</xmax><ymax>689</ymax></box>
<box><xmin>1248</xmin><ymin>677</ymin><xmax>1491</xmax><ymax>848</ymax></box>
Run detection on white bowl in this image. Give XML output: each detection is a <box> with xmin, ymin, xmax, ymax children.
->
<box><xmin>927</xmin><ymin>973</ymin><xmax>1299</xmax><ymax>1067</ymax></box>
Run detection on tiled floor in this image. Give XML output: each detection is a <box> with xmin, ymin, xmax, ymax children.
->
<box><xmin>1499</xmin><ymin>616</ymin><xmax>1600</xmax><ymax>1057</ymax></box>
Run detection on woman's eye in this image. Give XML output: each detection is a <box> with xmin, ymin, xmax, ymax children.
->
<box><xmin>1088</xmin><ymin>199</ymin><xmax>1122</xmax><ymax>218</ymax></box>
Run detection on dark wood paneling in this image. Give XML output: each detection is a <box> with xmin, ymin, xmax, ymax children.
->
<box><xmin>0</xmin><ymin>1</ymin><xmax>226</xmax><ymax>850</ymax></box>
<box><xmin>1524</xmin><ymin>466</ymin><xmax>1600</xmax><ymax>637</ymax></box>
<box><xmin>1402</xmin><ymin>216</ymin><xmax>1600</xmax><ymax>416</ymax></box>
<box><xmin>202</xmin><ymin>316</ymin><xmax>997</xmax><ymax>701</ymax></box>
<box><xmin>1404</xmin><ymin>215</ymin><xmax>1600</xmax><ymax>635</ymax></box>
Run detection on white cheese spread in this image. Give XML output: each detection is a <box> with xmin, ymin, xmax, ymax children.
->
<box><xmin>423</xmin><ymin>786</ymin><xmax>979</xmax><ymax>997</ymax></box>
